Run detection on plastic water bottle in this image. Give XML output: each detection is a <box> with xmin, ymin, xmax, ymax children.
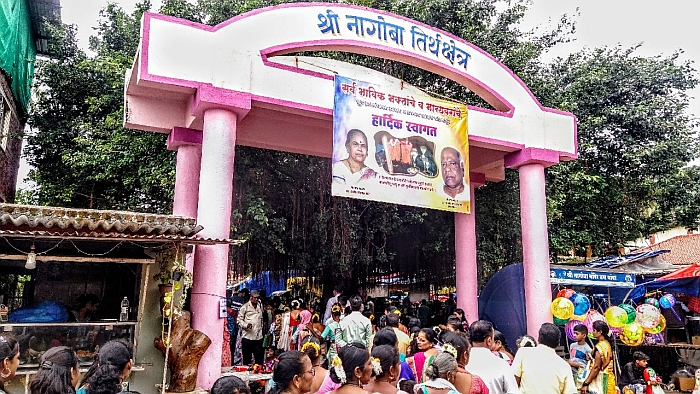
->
<box><xmin>119</xmin><ymin>297</ymin><xmax>129</xmax><ymax>321</ymax></box>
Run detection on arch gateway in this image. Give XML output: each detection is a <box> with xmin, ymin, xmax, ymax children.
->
<box><xmin>124</xmin><ymin>3</ymin><xmax>577</xmax><ymax>387</ymax></box>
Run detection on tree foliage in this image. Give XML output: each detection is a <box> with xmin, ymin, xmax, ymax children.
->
<box><xmin>27</xmin><ymin>2</ymin><xmax>174</xmax><ymax>212</ymax></box>
<box><xmin>541</xmin><ymin>47</ymin><xmax>700</xmax><ymax>257</ymax></box>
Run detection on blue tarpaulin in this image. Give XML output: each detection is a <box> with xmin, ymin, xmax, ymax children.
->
<box><xmin>479</xmin><ymin>263</ymin><xmax>526</xmax><ymax>351</ymax></box>
<box><xmin>240</xmin><ymin>271</ymin><xmax>287</xmax><ymax>296</ymax></box>
<box><xmin>645</xmin><ymin>277</ymin><xmax>700</xmax><ymax>296</ymax></box>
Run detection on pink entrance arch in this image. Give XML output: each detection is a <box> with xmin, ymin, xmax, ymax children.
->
<box><xmin>125</xmin><ymin>3</ymin><xmax>577</xmax><ymax>388</ymax></box>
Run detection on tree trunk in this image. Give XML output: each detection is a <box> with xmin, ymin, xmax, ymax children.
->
<box><xmin>154</xmin><ymin>310</ymin><xmax>211</xmax><ymax>392</ymax></box>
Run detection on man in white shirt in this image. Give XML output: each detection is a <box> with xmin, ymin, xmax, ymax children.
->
<box><xmin>466</xmin><ymin>320</ymin><xmax>521</xmax><ymax>394</ymax></box>
<box><xmin>323</xmin><ymin>285</ymin><xmax>343</xmax><ymax>322</ymax></box>
<box><xmin>336</xmin><ymin>295</ymin><xmax>372</xmax><ymax>348</ymax></box>
<box><xmin>237</xmin><ymin>289</ymin><xmax>264</xmax><ymax>365</ymax></box>
<box><xmin>512</xmin><ymin>323</ymin><xmax>577</xmax><ymax>394</ymax></box>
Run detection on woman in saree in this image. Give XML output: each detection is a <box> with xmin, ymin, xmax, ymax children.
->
<box><xmin>441</xmin><ymin>332</ymin><xmax>489</xmax><ymax>394</ymax></box>
<box><xmin>580</xmin><ymin>320</ymin><xmax>616</xmax><ymax>394</ymax></box>
<box><xmin>406</xmin><ymin>328</ymin><xmax>441</xmax><ymax>382</ymax></box>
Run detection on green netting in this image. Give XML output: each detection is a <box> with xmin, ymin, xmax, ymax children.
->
<box><xmin>0</xmin><ymin>0</ymin><xmax>36</xmax><ymax>114</ymax></box>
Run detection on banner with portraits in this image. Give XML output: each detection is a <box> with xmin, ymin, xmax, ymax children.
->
<box><xmin>332</xmin><ymin>75</ymin><xmax>470</xmax><ymax>213</ymax></box>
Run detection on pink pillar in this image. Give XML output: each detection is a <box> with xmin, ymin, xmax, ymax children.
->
<box><xmin>168</xmin><ymin>127</ymin><xmax>203</xmax><ymax>218</ymax></box>
<box><xmin>517</xmin><ymin>163</ymin><xmax>552</xmax><ymax>335</ymax></box>
<box><xmin>454</xmin><ymin>173</ymin><xmax>485</xmax><ymax>324</ymax></box>
<box><xmin>192</xmin><ymin>109</ymin><xmax>237</xmax><ymax>389</ymax></box>
<box><xmin>505</xmin><ymin>148</ymin><xmax>559</xmax><ymax>336</ymax></box>
<box><xmin>167</xmin><ymin>127</ymin><xmax>203</xmax><ymax>272</ymax></box>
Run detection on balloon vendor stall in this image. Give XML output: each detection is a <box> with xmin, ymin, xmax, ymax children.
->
<box><xmin>549</xmin><ymin>252</ymin><xmax>700</xmax><ymax>385</ymax></box>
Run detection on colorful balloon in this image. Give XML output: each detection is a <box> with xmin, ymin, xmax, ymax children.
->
<box><xmin>564</xmin><ymin>319</ymin><xmax>585</xmax><ymax>341</ymax></box>
<box><xmin>570</xmin><ymin>293</ymin><xmax>591</xmax><ymax>316</ymax></box>
<box><xmin>659</xmin><ymin>294</ymin><xmax>676</xmax><ymax>309</ymax></box>
<box><xmin>604</xmin><ymin>306</ymin><xmax>629</xmax><ymax>328</ymax></box>
<box><xmin>553</xmin><ymin>316</ymin><xmax>570</xmax><ymax>325</ymax></box>
<box><xmin>609</xmin><ymin>326</ymin><xmax>622</xmax><ymax>338</ymax></box>
<box><xmin>584</xmin><ymin>310</ymin><xmax>605</xmax><ymax>338</ymax></box>
<box><xmin>622</xmin><ymin>322</ymin><xmax>645</xmax><ymax>342</ymax></box>
<box><xmin>557</xmin><ymin>288</ymin><xmax>576</xmax><ymax>299</ymax></box>
<box><xmin>551</xmin><ymin>297</ymin><xmax>575</xmax><ymax>320</ymax></box>
<box><xmin>572</xmin><ymin>314</ymin><xmax>587</xmax><ymax>323</ymax></box>
<box><xmin>636</xmin><ymin>304</ymin><xmax>662</xmax><ymax>329</ymax></box>
<box><xmin>645</xmin><ymin>315</ymin><xmax>667</xmax><ymax>335</ymax></box>
<box><xmin>620</xmin><ymin>331</ymin><xmax>645</xmax><ymax>346</ymax></box>
<box><xmin>645</xmin><ymin>333</ymin><xmax>664</xmax><ymax>345</ymax></box>
<box><xmin>618</xmin><ymin>304</ymin><xmax>636</xmax><ymax>324</ymax></box>
<box><xmin>644</xmin><ymin>298</ymin><xmax>660</xmax><ymax>308</ymax></box>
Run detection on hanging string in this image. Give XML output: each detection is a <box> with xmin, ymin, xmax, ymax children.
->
<box><xmin>3</xmin><ymin>237</ymin><xmax>65</xmax><ymax>255</ymax></box>
<box><xmin>67</xmin><ymin>240</ymin><xmax>125</xmax><ymax>256</ymax></box>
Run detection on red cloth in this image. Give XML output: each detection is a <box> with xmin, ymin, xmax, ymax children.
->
<box><xmin>222</xmin><ymin>320</ymin><xmax>232</xmax><ymax>367</ymax></box>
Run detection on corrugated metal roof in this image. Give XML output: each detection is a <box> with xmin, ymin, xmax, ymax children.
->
<box><xmin>0</xmin><ymin>229</ymin><xmax>244</xmax><ymax>245</ymax></box>
<box><xmin>0</xmin><ymin>204</ymin><xmax>202</xmax><ymax>236</ymax></box>
<box><xmin>582</xmin><ymin>250</ymin><xmax>670</xmax><ymax>269</ymax></box>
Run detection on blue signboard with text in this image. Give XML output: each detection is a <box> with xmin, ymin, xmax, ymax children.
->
<box><xmin>549</xmin><ymin>267</ymin><xmax>636</xmax><ymax>288</ymax></box>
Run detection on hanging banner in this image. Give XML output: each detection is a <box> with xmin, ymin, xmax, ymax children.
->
<box><xmin>549</xmin><ymin>267</ymin><xmax>636</xmax><ymax>288</ymax></box>
<box><xmin>331</xmin><ymin>75</ymin><xmax>470</xmax><ymax>213</ymax></box>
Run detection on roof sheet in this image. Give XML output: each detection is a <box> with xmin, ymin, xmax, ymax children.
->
<box><xmin>0</xmin><ymin>203</ymin><xmax>202</xmax><ymax>236</ymax></box>
<box><xmin>0</xmin><ymin>229</ymin><xmax>244</xmax><ymax>245</ymax></box>
<box><xmin>580</xmin><ymin>250</ymin><xmax>670</xmax><ymax>269</ymax></box>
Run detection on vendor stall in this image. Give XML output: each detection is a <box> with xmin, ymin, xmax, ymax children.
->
<box><xmin>0</xmin><ymin>204</ymin><xmax>241</xmax><ymax>394</ymax></box>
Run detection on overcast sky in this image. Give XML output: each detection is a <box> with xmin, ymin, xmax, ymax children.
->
<box><xmin>19</xmin><ymin>0</ymin><xmax>698</xmax><ymax>187</ymax></box>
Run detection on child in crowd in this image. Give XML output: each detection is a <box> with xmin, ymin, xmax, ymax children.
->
<box><xmin>210</xmin><ymin>376</ymin><xmax>250</xmax><ymax>394</ymax></box>
<box><xmin>398</xmin><ymin>379</ymin><xmax>417</xmax><ymax>394</ymax></box>
<box><xmin>262</xmin><ymin>346</ymin><xmax>279</xmax><ymax>373</ymax></box>
<box><xmin>568</xmin><ymin>324</ymin><xmax>592</xmax><ymax>387</ymax></box>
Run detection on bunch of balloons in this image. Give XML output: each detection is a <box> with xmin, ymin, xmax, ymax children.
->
<box><xmin>614</xmin><ymin>300</ymin><xmax>669</xmax><ymax>346</ymax></box>
<box><xmin>552</xmin><ymin>290</ymin><xmax>673</xmax><ymax>347</ymax></box>
<box><xmin>551</xmin><ymin>289</ymin><xmax>591</xmax><ymax>324</ymax></box>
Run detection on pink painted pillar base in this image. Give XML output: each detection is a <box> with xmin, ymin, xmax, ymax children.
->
<box><xmin>167</xmin><ymin>127</ymin><xmax>203</xmax><ymax>272</ymax></box>
<box><xmin>454</xmin><ymin>173</ymin><xmax>484</xmax><ymax>324</ymax></box>
<box><xmin>517</xmin><ymin>162</ymin><xmax>553</xmax><ymax>335</ymax></box>
<box><xmin>191</xmin><ymin>109</ymin><xmax>238</xmax><ymax>389</ymax></box>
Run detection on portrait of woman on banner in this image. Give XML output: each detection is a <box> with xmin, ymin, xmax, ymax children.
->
<box><xmin>332</xmin><ymin>129</ymin><xmax>378</xmax><ymax>185</ymax></box>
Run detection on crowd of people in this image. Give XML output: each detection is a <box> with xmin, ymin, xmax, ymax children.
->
<box><xmin>0</xmin><ymin>288</ymin><xmax>665</xmax><ymax>394</ymax></box>
<box><xmin>221</xmin><ymin>287</ymin><xmax>656</xmax><ymax>394</ymax></box>
<box><xmin>0</xmin><ymin>335</ymin><xmax>137</xmax><ymax>394</ymax></box>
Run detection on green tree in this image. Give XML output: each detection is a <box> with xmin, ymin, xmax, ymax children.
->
<box><xmin>542</xmin><ymin>47</ymin><xmax>700</xmax><ymax>257</ymax></box>
<box><xmin>27</xmin><ymin>2</ymin><xmax>174</xmax><ymax>212</ymax></box>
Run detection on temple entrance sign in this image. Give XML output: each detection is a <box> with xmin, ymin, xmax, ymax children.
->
<box><xmin>124</xmin><ymin>3</ymin><xmax>577</xmax><ymax>389</ymax></box>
